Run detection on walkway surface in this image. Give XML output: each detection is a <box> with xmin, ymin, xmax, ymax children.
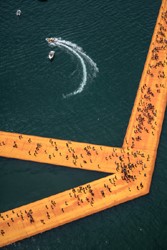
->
<box><xmin>0</xmin><ymin>0</ymin><xmax>167</xmax><ymax>247</ymax></box>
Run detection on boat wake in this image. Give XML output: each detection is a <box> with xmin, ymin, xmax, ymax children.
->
<box><xmin>46</xmin><ymin>37</ymin><xmax>99</xmax><ymax>98</ymax></box>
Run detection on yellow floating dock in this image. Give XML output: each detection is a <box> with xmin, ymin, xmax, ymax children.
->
<box><xmin>0</xmin><ymin>0</ymin><xmax>167</xmax><ymax>247</ymax></box>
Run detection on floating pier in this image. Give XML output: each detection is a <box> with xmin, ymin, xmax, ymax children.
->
<box><xmin>0</xmin><ymin>0</ymin><xmax>167</xmax><ymax>247</ymax></box>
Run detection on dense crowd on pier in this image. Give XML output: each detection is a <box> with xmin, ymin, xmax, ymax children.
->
<box><xmin>129</xmin><ymin>10</ymin><xmax>167</xmax><ymax>150</ymax></box>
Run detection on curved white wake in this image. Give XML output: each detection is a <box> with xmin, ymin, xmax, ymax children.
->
<box><xmin>46</xmin><ymin>37</ymin><xmax>99</xmax><ymax>98</ymax></box>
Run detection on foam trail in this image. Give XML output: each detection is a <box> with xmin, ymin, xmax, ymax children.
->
<box><xmin>46</xmin><ymin>38</ymin><xmax>98</xmax><ymax>97</ymax></box>
<box><xmin>58</xmin><ymin>38</ymin><xmax>99</xmax><ymax>75</ymax></box>
<box><xmin>57</xmin><ymin>41</ymin><xmax>87</xmax><ymax>98</ymax></box>
<box><xmin>57</xmin><ymin>38</ymin><xmax>83</xmax><ymax>51</ymax></box>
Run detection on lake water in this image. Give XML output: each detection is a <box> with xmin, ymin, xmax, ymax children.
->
<box><xmin>0</xmin><ymin>0</ymin><xmax>166</xmax><ymax>249</ymax></box>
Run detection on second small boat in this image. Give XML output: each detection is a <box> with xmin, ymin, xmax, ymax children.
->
<box><xmin>48</xmin><ymin>51</ymin><xmax>55</xmax><ymax>61</ymax></box>
<box><xmin>16</xmin><ymin>9</ymin><xmax>21</xmax><ymax>16</ymax></box>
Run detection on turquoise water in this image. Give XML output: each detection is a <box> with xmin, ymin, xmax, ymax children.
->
<box><xmin>0</xmin><ymin>0</ymin><xmax>167</xmax><ymax>249</ymax></box>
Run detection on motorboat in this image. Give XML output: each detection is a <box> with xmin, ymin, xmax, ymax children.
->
<box><xmin>46</xmin><ymin>38</ymin><xmax>58</xmax><ymax>44</ymax></box>
<box><xmin>48</xmin><ymin>51</ymin><xmax>55</xmax><ymax>60</ymax></box>
<box><xmin>16</xmin><ymin>9</ymin><xmax>21</xmax><ymax>16</ymax></box>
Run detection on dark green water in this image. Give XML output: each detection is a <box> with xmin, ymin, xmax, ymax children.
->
<box><xmin>0</xmin><ymin>0</ymin><xmax>166</xmax><ymax>249</ymax></box>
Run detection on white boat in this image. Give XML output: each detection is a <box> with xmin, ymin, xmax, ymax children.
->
<box><xmin>16</xmin><ymin>9</ymin><xmax>21</xmax><ymax>16</ymax></box>
<box><xmin>48</xmin><ymin>51</ymin><xmax>55</xmax><ymax>60</ymax></box>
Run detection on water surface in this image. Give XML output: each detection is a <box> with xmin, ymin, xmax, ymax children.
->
<box><xmin>0</xmin><ymin>0</ymin><xmax>166</xmax><ymax>249</ymax></box>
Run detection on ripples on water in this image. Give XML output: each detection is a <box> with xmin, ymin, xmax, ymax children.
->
<box><xmin>0</xmin><ymin>0</ymin><xmax>166</xmax><ymax>249</ymax></box>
